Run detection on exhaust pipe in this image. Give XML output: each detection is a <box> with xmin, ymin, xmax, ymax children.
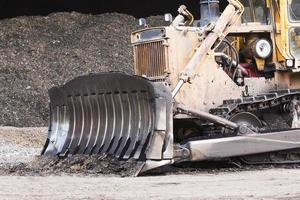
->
<box><xmin>199</xmin><ymin>0</ymin><xmax>220</xmax><ymax>26</ymax></box>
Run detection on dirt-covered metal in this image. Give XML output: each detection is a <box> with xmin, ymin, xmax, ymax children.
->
<box><xmin>42</xmin><ymin>73</ymin><xmax>173</xmax><ymax>173</ymax></box>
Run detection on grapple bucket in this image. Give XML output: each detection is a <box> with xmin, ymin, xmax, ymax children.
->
<box><xmin>42</xmin><ymin>72</ymin><xmax>174</xmax><ymax>174</ymax></box>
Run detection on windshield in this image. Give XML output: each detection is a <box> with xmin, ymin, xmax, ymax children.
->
<box><xmin>289</xmin><ymin>0</ymin><xmax>300</xmax><ymax>21</ymax></box>
<box><xmin>290</xmin><ymin>27</ymin><xmax>300</xmax><ymax>58</ymax></box>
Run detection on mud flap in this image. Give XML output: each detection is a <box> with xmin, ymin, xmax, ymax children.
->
<box><xmin>42</xmin><ymin>72</ymin><xmax>173</xmax><ymax>174</ymax></box>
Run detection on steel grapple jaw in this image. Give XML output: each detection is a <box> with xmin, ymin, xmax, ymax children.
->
<box><xmin>42</xmin><ymin>72</ymin><xmax>174</xmax><ymax>175</ymax></box>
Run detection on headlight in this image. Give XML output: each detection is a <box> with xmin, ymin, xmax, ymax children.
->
<box><xmin>254</xmin><ymin>39</ymin><xmax>272</xmax><ymax>59</ymax></box>
<box><xmin>286</xmin><ymin>59</ymin><xmax>295</xmax><ymax>68</ymax></box>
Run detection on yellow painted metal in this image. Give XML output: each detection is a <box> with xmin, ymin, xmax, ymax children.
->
<box><xmin>275</xmin><ymin>0</ymin><xmax>300</xmax><ymax>63</ymax></box>
<box><xmin>233</xmin><ymin>0</ymin><xmax>298</xmax><ymax>70</ymax></box>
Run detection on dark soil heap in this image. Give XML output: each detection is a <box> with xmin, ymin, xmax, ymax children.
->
<box><xmin>0</xmin><ymin>12</ymin><xmax>164</xmax><ymax>127</ymax></box>
<box><xmin>1</xmin><ymin>155</ymin><xmax>141</xmax><ymax>177</ymax></box>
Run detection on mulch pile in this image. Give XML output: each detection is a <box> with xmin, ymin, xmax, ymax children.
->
<box><xmin>0</xmin><ymin>12</ymin><xmax>164</xmax><ymax>127</ymax></box>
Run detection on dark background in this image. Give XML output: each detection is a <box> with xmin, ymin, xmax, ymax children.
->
<box><xmin>0</xmin><ymin>0</ymin><xmax>228</xmax><ymax>19</ymax></box>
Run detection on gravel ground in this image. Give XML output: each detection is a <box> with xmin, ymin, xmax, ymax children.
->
<box><xmin>0</xmin><ymin>127</ymin><xmax>46</xmax><ymax>166</ymax></box>
<box><xmin>0</xmin><ymin>139</ymin><xmax>39</xmax><ymax>165</ymax></box>
<box><xmin>0</xmin><ymin>126</ymin><xmax>299</xmax><ymax>177</ymax></box>
<box><xmin>0</xmin><ymin>127</ymin><xmax>300</xmax><ymax>199</ymax></box>
<box><xmin>0</xmin><ymin>12</ymin><xmax>165</xmax><ymax>127</ymax></box>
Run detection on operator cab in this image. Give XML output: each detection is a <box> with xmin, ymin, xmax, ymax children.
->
<box><xmin>289</xmin><ymin>0</ymin><xmax>300</xmax><ymax>63</ymax></box>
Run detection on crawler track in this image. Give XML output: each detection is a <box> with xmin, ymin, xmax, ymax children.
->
<box><xmin>210</xmin><ymin>89</ymin><xmax>300</xmax><ymax>164</ymax></box>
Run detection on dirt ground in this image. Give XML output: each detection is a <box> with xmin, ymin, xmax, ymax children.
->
<box><xmin>0</xmin><ymin>127</ymin><xmax>300</xmax><ymax>200</ymax></box>
<box><xmin>0</xmin><ymin>169</ymin><xmax>300</xmax><ymax>200</ymax></box>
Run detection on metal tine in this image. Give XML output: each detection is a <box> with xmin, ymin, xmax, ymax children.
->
<box><xmin>145</xmin><ymin>92</ymin><xmax>154</xmax><ymax>136</ymax></box>
<box><xmin>45</xmin><ymin>105</ymin><xmax>59</xmax><ymax>155</ymax></box>
<box><xmin>132</xmin><ymin>92</ymin><xmax>146</xmax><ymax>159</ymax></box>
<box><xmin>92</xmin><ymin>94</ymin><xmax>108</xmax><ymax>154</ymax></box>
<box><xmin>82</xmin><ymin>94</ymin><xmax>98</xmax><ymax>154</ymax></box>
<box><xmin>60</xmin><ymin>96</ymin><xmax>76</xmax><ymax>155</ymax></box>
<box><xmin>108</xmin><ymin>92</ymin><xmax>125</xmax><ymax>155</ymax></box>
<box><xmin>133</xmin><ymin>92</ymin><xmax>150</xmax><ymax>159</ymax></box>
<box><xmin>115</xmin><ymin>92</ymin><xmax>132</xmax><ymax>157</ymax></box>
<box><xmin>68</xmin><ymin>96</ymin><xmax>84</xmax><ymax>155</ymax></box>
<box><xmin>84</xmin><ymin>94</ymin><xmax>101</xmax><ymax>154</ymax></box>
<box><xmin>56</xmin><ymin>105</ymin><xmax>69</xmax><ymax>155</ymax></box>
<box><xmin>123</xmin><ymin>91</ymin><xmax>140</xmax><ymax>159</ymax></box>
<box><xmin>99</xmin><ymin>93</ymin><xmax>116</xmax><ymax>154</ymax></box>
<box><xmin>50</xmin><ymin>105</ymin><xmax>59</xmax><ymax>144</ymax></box>
<box><xmin>77</xmin><ymin>95</ymin><xmax>93</xmax><ymax>154</ymax></box>
<box><xmin>136</xmin><ymin>92</ymin><xmax>155</xmax><ymax>159</ymax></box>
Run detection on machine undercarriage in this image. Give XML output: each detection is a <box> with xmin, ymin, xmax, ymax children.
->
<box><xmin>175</xmin><ymin>89</ymin><xmax>300</xmax><ymax>165</ymax></box>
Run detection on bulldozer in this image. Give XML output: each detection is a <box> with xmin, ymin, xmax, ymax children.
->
<box><xmin>42</xmin><ymin>0</ymin><xmax>300</xmax><ymax>175</ymax></box>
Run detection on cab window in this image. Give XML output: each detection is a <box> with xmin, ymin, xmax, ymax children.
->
<box><xmin>290</xmin><ymin>27</ymin><xmax>300</xmax><ymax>58</ymax></box>
<box><xmin>289</xmin><ymin>0</ymin><xmax>300</xmax><ymax>22</ymax></box>
<box><xmin>241</xmin><ymin>0</ymin><xmax>269</xmax><ymax>24</ymax></box>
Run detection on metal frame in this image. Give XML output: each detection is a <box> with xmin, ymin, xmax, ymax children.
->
<box><xmin>180</xmin><ymin>129</ymin><xmax>300</xmax><ymax>162</ymax></box>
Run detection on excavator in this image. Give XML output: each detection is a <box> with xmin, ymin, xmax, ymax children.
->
<box><xmin>42</xmin><ymin>0</ymin><xmax>300</xmax><ymax>175</ymax></box>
